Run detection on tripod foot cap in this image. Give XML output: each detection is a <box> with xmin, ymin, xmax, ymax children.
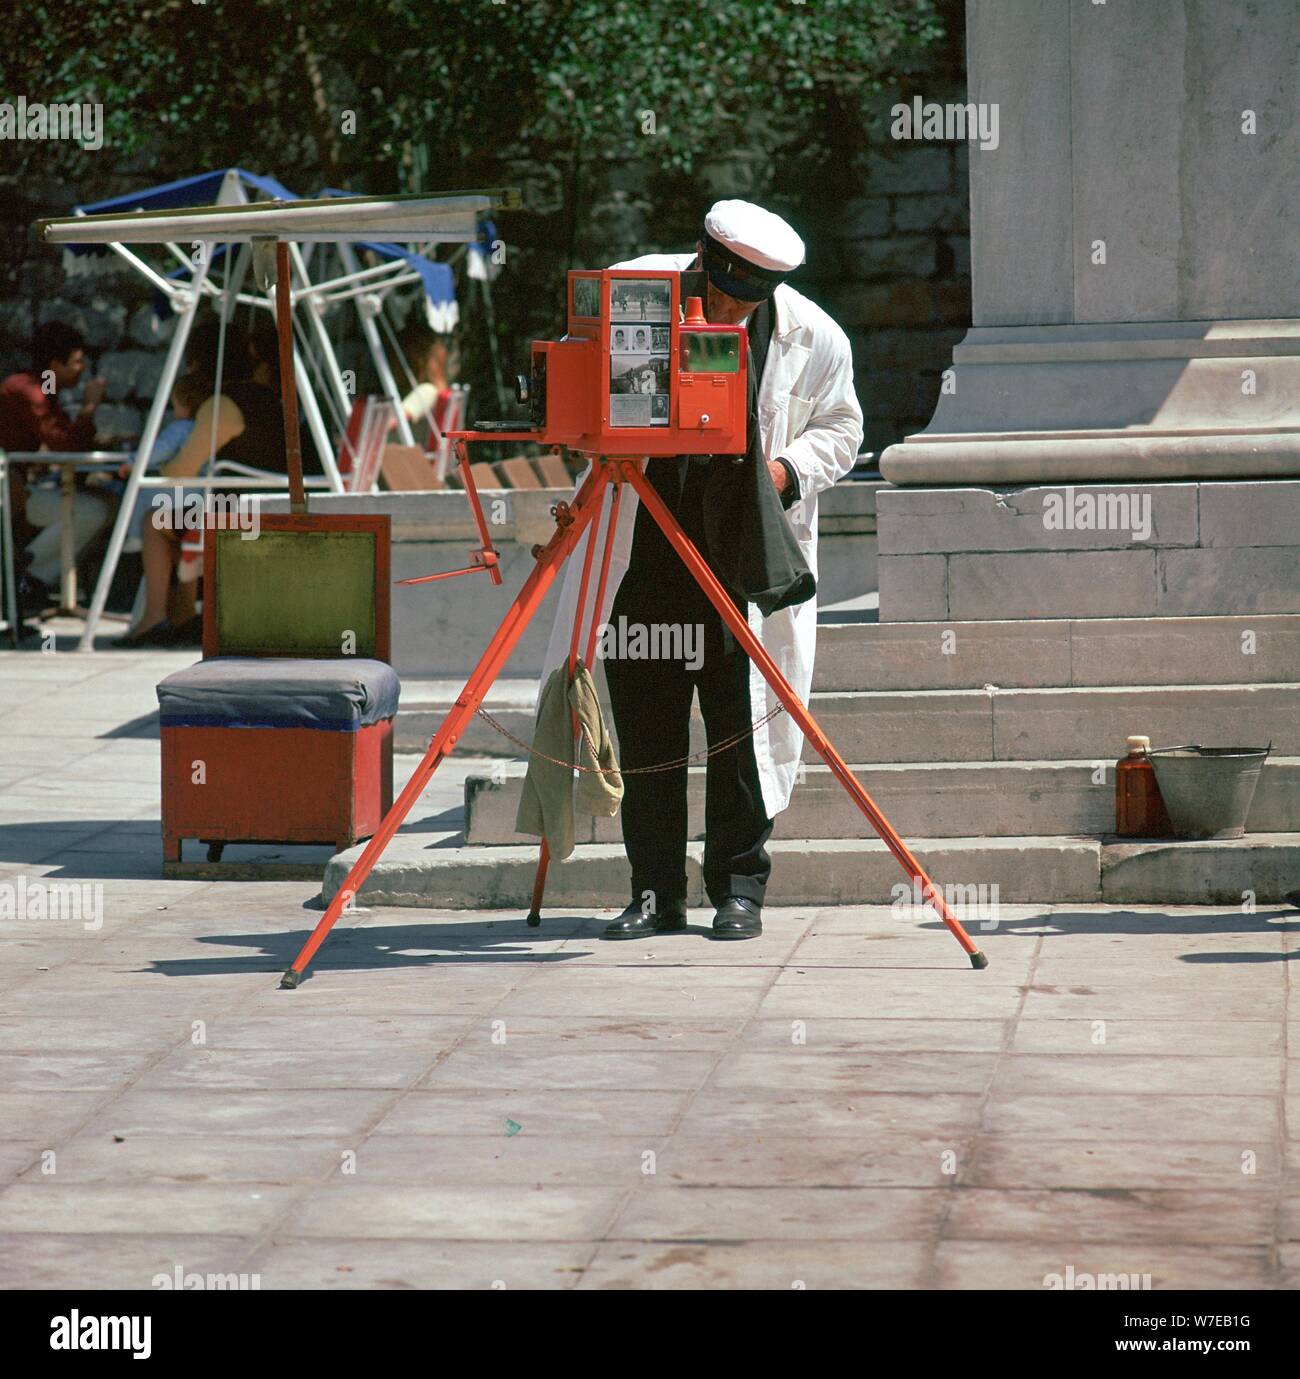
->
<box><xmin>525</xmin><ymin>911</ymin><xmax>541</xmax><ymax>928</ymax></box>
<box><xmin>970</xmin><ymin>951</ymin><xmax>989</xmax><ymax>970</ymax></box>
<box><xmin>279</xmin><ymin>969</ymin><xmax>302</xmax><ymax>990</ymax></box>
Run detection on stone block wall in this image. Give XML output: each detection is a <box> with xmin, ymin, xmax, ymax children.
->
<box><xmin>878</xmin><ymin>480</ymin><xmax>1300</xmax><ymax>622</ymax></box>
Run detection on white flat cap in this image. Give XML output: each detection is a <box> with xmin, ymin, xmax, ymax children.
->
<box><xmin>704</xmin><ymin>200</ymin><xmax>805</xmax><ymax>274</ymax></box>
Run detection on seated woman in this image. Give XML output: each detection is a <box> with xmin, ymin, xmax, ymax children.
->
<box><xmin>116</xmin><ymin>323</ymin><xmax>286</xmax><ymax>647</ymax></box>
<box><xmin>393</xmin><ymin>321</ymin><xmax>459</xmax><ymax>442</ymax></box>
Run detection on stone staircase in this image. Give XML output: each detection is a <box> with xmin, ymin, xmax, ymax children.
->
<box><xmin>326</xmin><ymin>612</ymin><xmax>1300</xmax><ymax>909</ymax></box>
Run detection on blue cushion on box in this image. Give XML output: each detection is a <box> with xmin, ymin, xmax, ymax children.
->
<box><xmin>157</xmin><ymin>658</ymin><xmax>400</xmax><ymax>732</ymax></box>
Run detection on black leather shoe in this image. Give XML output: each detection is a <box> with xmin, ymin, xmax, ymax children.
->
<box><xmin>602</xmin><ymin>899</ymin><xmax>688</xmax><ymax>940</ymax></box>
<box><xmin>711</xmin><ymin>896</ymin><xmax>762</xmax><ymax>940</ymax></box>
<box><xmin>113</xmin><ymin>619</ymin><xmax>175</xmax><ymax>649</ymax></box>
<box><xmin>163</xmin><ymin>615</ymin><xmax>204</xmax><ymax>647</ymax></box>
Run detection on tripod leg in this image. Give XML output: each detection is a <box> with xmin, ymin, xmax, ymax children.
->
<box><xmin>621</xmin><ymin>461</ymin><xmax>987</xmax><ymax>969</ymax></box>
<box><xmin>526</xmin><ymin>477</ymin><xmax>623</xmax><ymax>928</ymax></box>
<box><xmin>526</xmin><ymin>839</ymin><xmax>550</xmax><ymax>927</ymax></box>
<box><xmin>279</xmin><ymin>464</ymin><xmax>613</xmax><ymax>987</ymax></box>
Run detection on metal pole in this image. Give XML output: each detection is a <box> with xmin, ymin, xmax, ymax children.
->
<box><xmin>275</xmin><ymin>241</ymin><xmax>307</xmax><ymax>514</ymax></box>
<box><xmin>292</xmin><ymin>258</ymin><xmax>414</xmax><ymax>301</ymax></box>
<box><xmin>103</xmin><ymin>240</ymin><xmax>183</xmax><ymax>298</ymax></box>
<box><xmin>309</xmin><ymin>271</ymin><xmax>424</xmax><ymax>308</ymax></box>
<box><xmin>0</xmin><ymin>455</ymin><xmax>20</xmax><ymax>644</ymax></box>
<box><xmin>289</xmin><ymin>243</ymin><xmax>353</xmax><ymax>425</ymax></box>
<box><xmin>77</xmin><ymin>251</ymin><xmax>213</xmax><ymax>651</ymax></box>
<box><xmin>337</xmin><ymin>242</ymin><xmax>416</xmax><ymax>447</ymax></box>
<box><xmin>59</xmin><ymin>464</ymin><xmax>76</xmax><ymax>610</ymax></box>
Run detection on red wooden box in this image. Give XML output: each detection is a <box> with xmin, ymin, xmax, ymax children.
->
<box><xmin>160</xmin><ymin>721</ymin><xmax>394</xmax><ymax>862</ymax></box>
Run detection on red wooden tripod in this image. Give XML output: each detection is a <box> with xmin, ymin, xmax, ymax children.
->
<box><xmin>279</xmin><ymin>442</ymin><xmax>989</xmax><ymax>987</ymax></box>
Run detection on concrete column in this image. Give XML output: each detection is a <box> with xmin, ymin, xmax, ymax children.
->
<box><xmin>880</xmin><ymin>0</ymin><xmax>1300</xmax><ymax>485</ymax></box>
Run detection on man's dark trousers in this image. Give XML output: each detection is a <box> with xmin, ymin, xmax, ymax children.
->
<box><xmin>604</xmin><ymin>455</ymin><xmax>773</xmax><ymax>913</ymax></box>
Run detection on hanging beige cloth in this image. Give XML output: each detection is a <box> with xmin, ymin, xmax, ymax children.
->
<box><xmin>515</xmin><ymin>659</ymin><xmax>622</xmax><ymax>860</ymax></box>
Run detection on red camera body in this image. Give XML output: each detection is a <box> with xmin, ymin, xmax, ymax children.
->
<box><xmin>526</xmin><ymin>269</ymin><xmax>747</xmax><ymax>457</ymax></box>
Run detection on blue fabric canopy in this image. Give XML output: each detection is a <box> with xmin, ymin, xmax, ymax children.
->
<box><xmin>467</xmin><ymin>217</ymin><xmax>500</xmax><ymax>281</ymax></box>
<box><xmin>67</xmin><ymin>168</ymin><xmax>298</xmax><ymax>255</ymax></box>
<box><xmin>94</xmin><ymin>174</ymin><xmax>460</xmax><ymax>325</ymax></box>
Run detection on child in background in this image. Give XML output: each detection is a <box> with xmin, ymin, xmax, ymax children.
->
<box><xmin>392</xmin><ymin>322</ymin><xmax>459</xmax><ymax>441</ymax></box>
<box><xmin>119</xmin><ymin>372</ymin><xmax>209</xmax><ymax>537</ymax></box>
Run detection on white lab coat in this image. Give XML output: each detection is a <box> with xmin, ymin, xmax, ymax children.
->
<box><xmin>537</xmin><ymin>252</ymin><xmax>864</xmax><ymax>817</ymax></box>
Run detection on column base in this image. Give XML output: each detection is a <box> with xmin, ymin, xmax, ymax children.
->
<box><xmin>879</xmin><ymin>319</ymin><xmax>1300</xmax><ymax>486</ymax></box>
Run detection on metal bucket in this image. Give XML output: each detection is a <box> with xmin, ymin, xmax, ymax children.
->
<box><xmin>1147</xmin><ymin>744</ymin><xmax>1271</xmax><ymax>840</ymax></box>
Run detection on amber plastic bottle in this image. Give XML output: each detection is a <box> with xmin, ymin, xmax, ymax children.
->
<box><xmin>1115</xmin><ymin>735</ymin><xmax>1174</xmax><ymax>837</ymax></box>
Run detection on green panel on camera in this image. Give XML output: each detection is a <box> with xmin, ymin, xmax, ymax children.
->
<box><xmin>683</xmin><ymin>333</ymin><xmax>740</xmax><ymax>373</ymax></box>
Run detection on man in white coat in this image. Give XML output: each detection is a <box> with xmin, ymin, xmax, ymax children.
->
<box><xmin>539</xmin><ymin>199</ymin><xmax>863</xmax><ymax>940</ymax></box>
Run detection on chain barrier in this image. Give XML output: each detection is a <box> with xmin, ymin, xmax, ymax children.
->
<box><xmin>474</xmin><ymin>703</ymin><xmax>786</xmax><ymax>775</ymax></box>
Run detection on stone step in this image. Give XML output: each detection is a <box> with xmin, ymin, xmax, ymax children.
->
<box><xmin>323</xmin><ymin>832</ymin><xmax>1300</xmax><ymax>909</ymax></box>
<box><xmin>815</xmin><ymin>613</ymin><xmax>1300</xmax><ymax>691</ymax></box>
<box><xmin>819</xmin><ymin>682</ymin><xmax>1299</xmax><ymax>762</ymax></box>
<box><xmin>397</xmin><ymin>679</ymin><xmax>538</xmax><ymax>755</ymax></box>
<box><xmin>399</xmin><ymin>680</ymin><xmax>1298</xmax><ymax>762</ymax></box>
<box><xmin>462</xmin><ymin>757</ymin><xmax>1300</xmax><ymax>845</ymax></box>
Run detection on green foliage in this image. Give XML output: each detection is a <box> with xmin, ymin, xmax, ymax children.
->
<box><xmin>3</xmin><ymin>0</ymin><xmax>946</xmax><ymax>412</ymax></box>
<box><xmin>524</xmin><ymin>0</ymin><xmax>943</xmax><ymax>172</ymax></box>
<box><xmin>5</xmin><ymin>0</ymin><xmax>943</xmax><ymax>185</ymax></box>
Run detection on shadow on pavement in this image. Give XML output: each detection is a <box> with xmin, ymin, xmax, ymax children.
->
<box><xmin>917</xmin><ymin>906</ymin><xmax>1300</xmax><ymax>966</ymax></box>
<box><xmin>142</xmin><ymin>915</ymin><xmax>603</xmax><ymax>980</ymax></box>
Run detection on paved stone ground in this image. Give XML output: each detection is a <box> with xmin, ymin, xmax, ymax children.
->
<box><xmin>1</xmin><ymin>637</ymin><xmax>1297</xmax><ymax>1289</ymax></box>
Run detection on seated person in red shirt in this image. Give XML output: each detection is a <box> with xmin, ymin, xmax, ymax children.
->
<box><xmin>0</xmin><ymin>322</ymin><xmax>108</xmax><ymax>612</ymax></box>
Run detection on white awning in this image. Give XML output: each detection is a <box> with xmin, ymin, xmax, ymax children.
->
<box><xmin>38</xmin><ymin>191</ymin><xmax>499</xmax><ymax>246</ymax></box>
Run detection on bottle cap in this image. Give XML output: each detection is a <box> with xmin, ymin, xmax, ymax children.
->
<box><xmin>1126</xmin><ymin>735</ymin><xmax>1151</xmax><ymax>753</ymax></box>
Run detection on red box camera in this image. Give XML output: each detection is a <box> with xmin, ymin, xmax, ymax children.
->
<box><xmin>521</xmin><ymin>269</ymin><xmax>747</xmax><ymax>457</ymax></box>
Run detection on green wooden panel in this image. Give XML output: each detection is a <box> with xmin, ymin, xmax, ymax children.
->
<box><xmin>215</xmin><ymin>531</ymin><xmax>377</xmax><ymax>657</ymax></box>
